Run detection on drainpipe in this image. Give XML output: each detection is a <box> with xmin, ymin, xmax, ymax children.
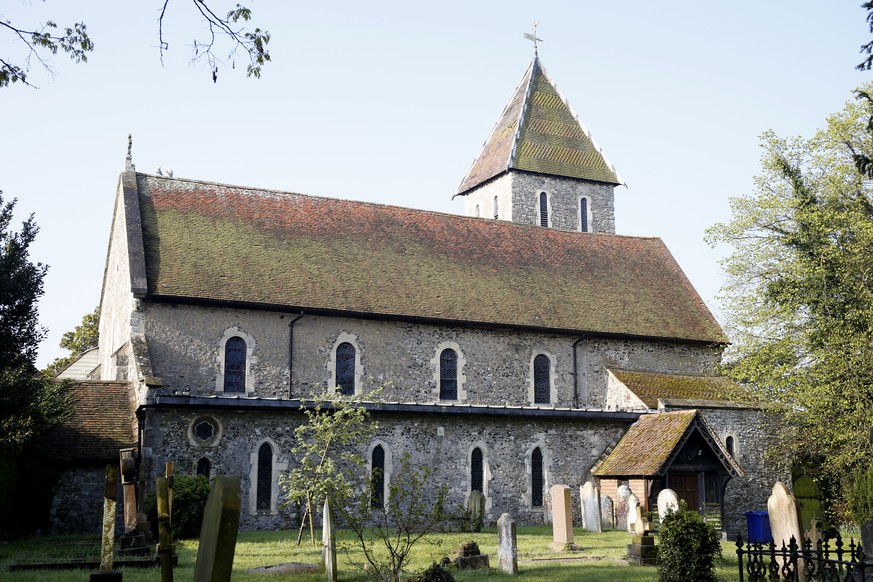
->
<box><xmin>572</xmin><ymin>336</ymin><xmax>586</xmax><ymax>409</ymax></box>
<box><xmin>288</xmin><ymin>311</ymin><xmax>305</xmax><ymax>398</ymax></box>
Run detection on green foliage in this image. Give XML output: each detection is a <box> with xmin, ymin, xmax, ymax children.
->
<box><xmin>465</xmin><ymin>490</ymin><xmax>485</xmax><ymax>533</ymax></box>
<box><xmin>44</xmin><ymin>307</ymin><xmax>99</xmax><ymax>377</ymax></box>
<box><xmin>144</xmin><ymin>474</ymin><xmax>211</xmax><ymax>540</ymax></box>
<box><xmin>706</xmin><ymin>86</ymin><xmax>873</xmax><ymax>504</ymax></box>
<box><xmin>850</xmin><ymin>465</ymin><xmax>873</xmax><ymax>525</ymax></box>
<box><xmin>415</xmin><ymin>562</ymin><xmax>455</xmax><ymax>582</ymax></box>
<box><xmin>656</xmin><ymin>508</ymin><xmax>721</xmax><ymax>582</ymax></box>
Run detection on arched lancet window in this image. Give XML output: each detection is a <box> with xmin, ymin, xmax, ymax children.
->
<box><xmin>196</xmin><ymin>457</ymin><xmax>211</xmax><ymax>478</ymax></box>
<box><xmin>493</xmin><ymin>196</ymin><xmax>499</xmax><ymax>219</ymax></box>
<box><xmin>580</xmin><ymin>197</ymin><xmax>589</xmax><ymax>232</ymax></box>
<box><xmin>471</xmin><ymin>447</ymin><xmax>484</xmax><ymax>493</ymax></box>
<box><xmin>531</xmin><ymin>447</ymin><xmax>544</xmax><ymax>507</ymax></box>
<box><xmin>533</xmin><ymin>354</ymin><xmax>551</xmax><ymax>404</ymax></box>
<box><xmin>439</xmin><ymin>349</ymin><xmax>458</xmax><ymax>400</ymax></box>
<box><xmin>726</xmin><ymin>436</ymin><xmax>735</xmax><ymax>457</ymax></box>
<box><xmin>224</xmin><ymin>336</ymin><xmax>247</xmax><ymax>393</ymax></box>
<box><xmin>371</xmin><ymin>444</ymin><xmax>386</xmax><ymax>508</ymax></box>
<box><xmin>256</xmin><ymin>443</ymin><xmax>272</xmax><ymax>511</ymax></box>
<box><xmin>539</xmin><ymin>192</ymin><xmax>548</xmax><ymax>227</ymax></box>
<box><xmin>336</xmin><ymin>342</ymin><xmax>356</xmax><ymax>395</ymax></box>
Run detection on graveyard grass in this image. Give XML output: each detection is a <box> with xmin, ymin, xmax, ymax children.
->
<box><xmin>0</xmin><ymin>527</ymin><xmax>746</xmax><ymax>582</ymax></box>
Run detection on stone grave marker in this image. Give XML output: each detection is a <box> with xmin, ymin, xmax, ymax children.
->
<box><xmin>119</xmin><ymin>448</ymin><xmax>138</xmax><ymax>535</ymax></box>
<box><xmin>194</xmin><ymin>476</ymin><xmax>241</xmax><ymax>582</ymax></box>
<box><xmin>600</xmin><ymin>495</ymin><xmax>615</xmax><ymax>529</ymax></box>
<box><xmin>615</xmin><ymin>484</ymin><xmax>632</xmax><ymax>531</ymax></box>
<box><xmin>90</xmin><ymin>464</ymin><xmax>121</xmax><ymax>582</ymax></box>
<box><xmin>456</xmin><ymin>540</ymin><xmax>490</xmax><ymax>570</ymax></box>
<box><xmin>322</xmin><ymin>497</ymin><xmax>337</xmax><ymax>582</ymax></box>
<box><xmin>627</xmin><ymin>493</ymin><xmax>641</xmax><ymax>533</ymax></box>
<box><xmin>157</xmin><ymin>477</ymin><xmax>173</xmax><ymax>582</ymax></box>
<box><xmin>657</xmin><ymin>488</ymin><xmax>679</xmax><ymax>522</ymax></box>
<box><xmin>549</xmin><ymin>484</ymin><xmax>575</xmax><ymax>551</ymax></box>
<box><xmin>861</xmin><ymin>519</ymin><xmax>873</xmax><ymax>559</ymax></box>
<box><xmin>497</xmin><ymin>513</ymin><xmax>518</xmax><ymax>574</ymax></box>
<box><xmin>579</xmin><ymin>482</ymin><xmax>601</xmax><ymax>533</ymax></box>
<box><xmin>767</xmin><ymin>481</ymin><xmax>803</xmax><ymax>548</ymax></box>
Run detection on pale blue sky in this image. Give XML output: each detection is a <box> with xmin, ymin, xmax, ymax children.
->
<box><xmin>1</xmin><ymin>1</ymin><xmax>868</xmax><ymax>367</ymax></box>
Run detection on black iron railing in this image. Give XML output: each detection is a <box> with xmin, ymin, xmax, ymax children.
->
<box><xmin>736</xmin><ymin>534</ymin><xmax>869</xmax><ymax>582</ymax></box>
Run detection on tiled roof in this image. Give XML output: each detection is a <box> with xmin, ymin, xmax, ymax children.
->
<box><xmin>457</xmin><ymin>57</ymin><xmax>621</xmax><ymax>195</ymax></box>
<box><xmin>135</xmin><ymin>174</ymin><xmax>726</xmax><ymax>343</ymax></box>
<box><xmin>610</xmin><ymin>369</ymin><xmax>737</xmax><ymax>408</ymax></box>
<box><xmin>43</xmin><ymin>381</ymin><xmax>136</xmax><ymax>462</ymax></box>
<box><xmin>592</xmin><ymin>411</ymin><xmax>697</xmax><ymax>477</ymax></box>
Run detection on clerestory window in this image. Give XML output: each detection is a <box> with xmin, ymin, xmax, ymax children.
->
<box><xmin>533</xmin><ymin>354</ymin><xmax>551</xmax><ymax>404</ymax></box>
<box><xmin>335</xmin><ymin>342</ymin><xmax>356</xmax><ymax>395</ymax></box>
<box><xmin>223</xmin><ymin>336</ymin><xmax>246</xmax><ymax>393</ymax></box>
<box><xmin>439</xmin><ymin>348</ymin><xmax>458</xmax><ymax>400</ymax></box>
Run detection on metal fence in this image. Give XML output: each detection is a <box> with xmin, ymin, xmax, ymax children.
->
<box><xmin>736</xmin><ymin>534</ymin><xmax>869</xmax><ymax>582</ymax></box>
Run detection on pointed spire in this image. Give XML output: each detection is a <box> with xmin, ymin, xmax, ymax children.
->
<box><xmin>125</xmin><ymin>134</ymin><xmax>136</xmax><ymax>172</ymax></box>
<box><xmin>457</xmin><ymin>57</ymin><xmax>622</xmax><ymax>196</ymax></box>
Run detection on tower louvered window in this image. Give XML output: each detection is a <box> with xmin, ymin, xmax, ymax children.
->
<box><xmin>336</xmin><ymin>342</ymin><xmax>356</xmax><ymax>395</ymax></box>
<box><xmin>371</xmin><ymin>445</ymin><xmax>385</xmax><ymax>508</ymax></box>
<box><xmin>531</xmin><ymin>447</ymin><xmax>544</xmax><ymax>507</ymax></box>
<box><xmin>534</xmin><ymin>354</ymin><xmax>550</xmax><ymax>404</ymax></box>
<box><xmin>224</xmin><ymin>336</ymin><xmax>246</xmax><ymax>393</ymax></box>
<box><xmin>439</xmin><ymin>349</ymin><xmax>458</xmax><ymax>400</ymax></box>
<box><xmin>256</xmin><ymin>443</ymin><xmax>272</xmax><ymax>511</ymax></box>
<box><xmin>580</xmin><ymin>197</ymin><xmax>589</xmax><ymax>232</ymax></box>
<box><xmin>471</xmin><ymin>447</ymin><xmax>484</xmax><ymax>493</ymax></box>
<box><xmin>493</xmin><ymin>196</ymin><xmax>499</xmax><ymax>219</ymax></box>
<box><xmin>539</xmin><ymin>192</ymin><xmax>548</xmax><ymax>227</ymax></box>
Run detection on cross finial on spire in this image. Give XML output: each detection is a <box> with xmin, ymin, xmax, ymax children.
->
<box><xmin>523</xmin><ymin>20</ymin><xmax>543</xmax><ymax>56</ymax></box>
<box><xmin>125</xmin><ymin>134</ymin><xmax>135</xmax><ymax>172</ymax></box>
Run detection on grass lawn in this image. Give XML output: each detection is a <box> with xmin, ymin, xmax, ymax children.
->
<box><xmin>0</xmin><ymin>527</ymin><xmax>744</xmax><ymax>581</ymax></box>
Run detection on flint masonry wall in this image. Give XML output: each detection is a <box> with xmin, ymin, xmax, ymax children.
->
<box><xmin>145</xmin><ymin>407</ymin><xmax>630</xmax><ymax>530</ymax></box>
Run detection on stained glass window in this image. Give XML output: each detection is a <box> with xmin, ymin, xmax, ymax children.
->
<box><xmin>336</xmin><ymin>342</ymin><xmax>356</xmax><ymax>395</ymax></box>
<box><xmin>439</xmin><ymin>349</ymin><xmax>458</xmax><ymax>400</ymax></box>
<box><xmin>471</xmin><ymin>447</ymin><xmax>483</xmax><ymax>493</ymax></box>
<box><xmin>531</xmin><ymin>447</ymin><xmax>544</xmax><ymax>507</ymax></box>
<box><xmin>534</xmin><ymin>354</ymin><xmax>550</xmax><ymax>404</ymax></box>
<box><xmin>371</xmin><ymin>445</ymin><xmax>385</xmax><ymax>508</ymax></box>
<box><xmin>224</xmin><ymin>336</ymin><xmax>246</xmax><ymax>393</ymax></box>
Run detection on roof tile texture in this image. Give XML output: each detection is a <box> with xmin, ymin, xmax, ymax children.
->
<box><xmin>611</xmin><ymin>369</ymin><xmax>736</xmax><ymax>408</ymax></box>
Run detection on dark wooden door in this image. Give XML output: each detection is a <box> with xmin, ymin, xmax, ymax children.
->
<box><xmin>669</xmin><ymin>473</ymin><xmax>700</xmax><ymax>512</ymax></box>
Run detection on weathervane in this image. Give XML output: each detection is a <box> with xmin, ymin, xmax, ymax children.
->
<box><xmin>523</xmin><ymin>20</ymin><xmax>543</xmax><ymax>55</ymax></box>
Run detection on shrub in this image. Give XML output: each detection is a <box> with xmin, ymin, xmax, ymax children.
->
<box><xmin>657</xmin><ymin>507</ymin><xmax>721</xmax><ymax>582</ymax></box>
<box><xmin>143</xmin><ymin>474</ymin><xmax>211</xmax><ymax>540</ymax></box>
<box><xmin>850</xmin><ymin>465</ymin><xmax>873</xmax><ymax>525</ymax></box>
<box><xmin>416</xmin><ymin>562</ymin><xmax>455</xmax><ymax>582</ymax></box>
<box><xmin>465</xmin><ymin>491</ymin><xmax>485</xmax><ymax>533</ymax></box>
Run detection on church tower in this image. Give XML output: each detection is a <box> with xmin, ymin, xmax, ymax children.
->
<box><xmin>456</xmin><ymin>57</ymin><xmax>622</xmax><ymax>233</ymax></box>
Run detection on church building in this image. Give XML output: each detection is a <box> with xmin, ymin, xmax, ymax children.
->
<box><xmin>54</xmin><ymin>56</ymin><xmax>784</xmax><ymax>537</ymax></box>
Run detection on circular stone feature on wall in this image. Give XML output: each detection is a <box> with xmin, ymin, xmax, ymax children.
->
<box><xmin>188</xmin><ymin>415</ymin><xmax>223</xmax><ymax>447</ymax></box>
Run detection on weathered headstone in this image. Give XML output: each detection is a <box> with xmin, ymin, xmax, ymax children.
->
<box><xmin>657</xmin><ymin>488</ymin><xmax>679</xmax><ymax>522</ymax></box>
<box><xmin>322</xmin><ymin>497</ymin><xmax>337</xmax><ymax>582</ymax></box>
<box><xmin>861</xmin><ymin>519</ymin><xmax>873</xmax><ymax>559</ymax></box>
<box><xmin>767</xmin><ymin>482</ymin><xmax>803</xmax><ymax>548</ymax></box>
<box><xmin>579</xmin><ymin>482</ymin><xmax>601</xmax><ymax>533</ymax></box>
<box><xmin>627</xmin><ymin>493</ymin><xmax>641</xmax><ymax>534</ymax></box>
<box><xmin>549</xmin><ymin>484</ymin><xmax>575</xmax><ymax>551</ymax></box>
<box><xmin>455</xmin><ymin>540</ymin><xmax>490</xmax><ymax>570</ymax></box>
<box><xmin>615</xmin><ymin>484</ymin><xmax>632</xmax><ymax>531</ymax></box>
<box><xmin>194</xmin><ymin>476</ymin><xmax>241</xmax><ymax>582</ymax></box>
<box><xmin>90</xmin><ymin>464</ymin><xmax>121</xmax><ymax>582</ymax></box>
<box><xmin>627</xmin><ymin>534</ymin><xmax>658</xmax><ymax>566</ymax></box>
<box><xmin>119</xmin><ymin>448</ymin><xmax>138</xmax><ymax>535</ymax></box>
<box><xmin>600</xmin><ymin>495</ymin><xmax>615</xmax><ymax>529</ymax></box>
<box><xmin>497</xmin><ymin>513</ymin><xmax>518</xmax><ymax>575</ymax></box>
<box><xmin>157</xmin><ymin>477</ymin><xmax>173</xmax><ymax>582</ymax></box>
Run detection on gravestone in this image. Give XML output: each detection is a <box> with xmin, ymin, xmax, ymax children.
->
<box><xmin>90</xmin><ymin>464</ymin><xmax>121</xmax><ymax>582</ymax></box>
<box><xmin>600</xmin><ymin>495</ymin><xmax>615</xmax><ymax>529</ymax></box>
<box><xmin>627</xmin><ymin>534</ymin><xmax>658</xmax><ymax>566</ymax></box>
<box><xmin>861</xmin><ymin>519</ymin><xmax>873</xmax><ymax>559</ymax></box>
<box><xmin>615</xmin><ymin>484</ymin><xmax>632</xmax><ymax>531</ymax></box>
<box><xmin>497</xmin><ymin>513</ymin><xmax>518</xmax><ymax>574</ymax></box>
<box><xmin>119</xmin><ymin>448</ymin><xmax>138</xmax><ymax>535</ymax></box>
<box><xmin>156</xmin><ymin>477</ymin><xmax>173</xmax><ymax>582</ymax></box>
<box><xmin>657</xmin><ymin>488</ymin><xmax>679</xmax><ymax>522</ymax></box>
<box><xmin>194</xmin><ymin>476</ymin><xmax>241</xmax><ymax>582</ymax></box>
<box><xmin>627</xmin><ymin>493</ymin><xmax>641</xmax><ymax>534</ymax></box>
<box><xmin>767</xmin><ymin>482</ymin><xmax>803</xmax><ymax>548</ymax></box>
<box><xmin>322</xmin><ymin>497</ymin><xmax>337</xmax><ymax>582</ymax></box>
<box><xmin>579</xmin><ymin>482</ymin><xmax>601</xmax><ymax>533</ymax></box>
<box><xmin>549</xmin><ymin>484</ymin><xmax>575</xmax><ymax>551</ymax></box>
<box><xmin>455</xmin><ymin>540</ymin><xmax>490</xmax><ymax>570</ymax></box>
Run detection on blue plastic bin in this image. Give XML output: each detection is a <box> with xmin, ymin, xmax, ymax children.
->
<box><xmin>745</xmin><ymin>511</ymin><xmax>772</xmax><ymax>544</ymax></box>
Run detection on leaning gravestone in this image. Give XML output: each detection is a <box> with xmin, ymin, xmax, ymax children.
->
<box><xmin>767</xmin><ymin>482</ymin><xmax>803</xmax><ymax>548</ymax></box>
<box><xmin>194</xmin><ymin>476</ymin><xmax>241</xmax><ymax>582</ymax></box>
<box><xmin>322</xmin><ymin>497</ymin><xmax>337</xmax><ymax>582</ymax></box>
<box><xmin>657</xmin><ymin>488</ymin><xmax>679</xmax><ymax>522</ymax></box>
<box><xmin>627</xmin><ymin>493</ymin><xmax>641</xmax><ymax>534</ymax></box>
<box><xmin>615</xmin><ymin>485</ymin><xmax>632</xmax><ymax>531</ymax></box>
<box><xmin>580</xmin><ymin>482</ymin><xmax>601</xmax><ymax>533</ymax></box>
<box><xmin>90</xmin><ymin>464</ymin><xmax>121</xmax><ymax>582</ymax></box>
<box><xmin>600</xmin><ymin>495</ymin><xmax>615</xmax><ymax>529</ymax></box>
<box><xmin>549</xmin><ymin>484</ymin><xmax>575</xmax><ymax>551</ymax></box>
<box><xmin>497</xmin><ymin>513</ymin><xmax>518</xmax><ymax>574</ymax></box>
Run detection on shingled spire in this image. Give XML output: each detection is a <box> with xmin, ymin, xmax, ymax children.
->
<box><xmin>457</xmin><ymin>57</ymin><xmax>622</xmax><ymax>196</ymax></box>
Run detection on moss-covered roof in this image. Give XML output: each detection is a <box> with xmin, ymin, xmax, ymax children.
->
<box><xmin>610</xmin><ymin>369</ymin><xmax>737</xmax><ymax>408</ymax></box>
<box><xmin>457</xmin><ymin>57</ymin><xmax>621</xmax><ymax>195</ymax></box>
<box><xmin>592</xmin><ymin>411</ymin><xmax>697</xmax><ymax>477</ymax></box>
<box><xmin>134</xmin><ymin>174</ymin><xmax>726</xmax><ymax>343</ymax></box>
<box><xmin>43</xmin><ymin>381</ymin><xmax>136</xmax><ymax>462</ymax></box>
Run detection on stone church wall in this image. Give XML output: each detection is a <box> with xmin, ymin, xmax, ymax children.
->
<box><xmin>145</xmin><ymin>407</ymin><xmax>630</xmax><ymax>530</ymax></box>
<box><xmin>510</xmin><ymin>173</ymin><xmax>616</xmax><ymax>234</ymax></box>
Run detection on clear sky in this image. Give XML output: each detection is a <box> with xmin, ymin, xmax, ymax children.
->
<box><xmin>1</xmin><ymin>1</ymin><xmax>869</xmax><ymax>368</ymax></box>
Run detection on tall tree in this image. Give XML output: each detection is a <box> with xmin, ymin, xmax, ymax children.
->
<box><xmin>706</xmin><ymin>89</ymin><xmax>873</xmax><ymax>507</ymax></box>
